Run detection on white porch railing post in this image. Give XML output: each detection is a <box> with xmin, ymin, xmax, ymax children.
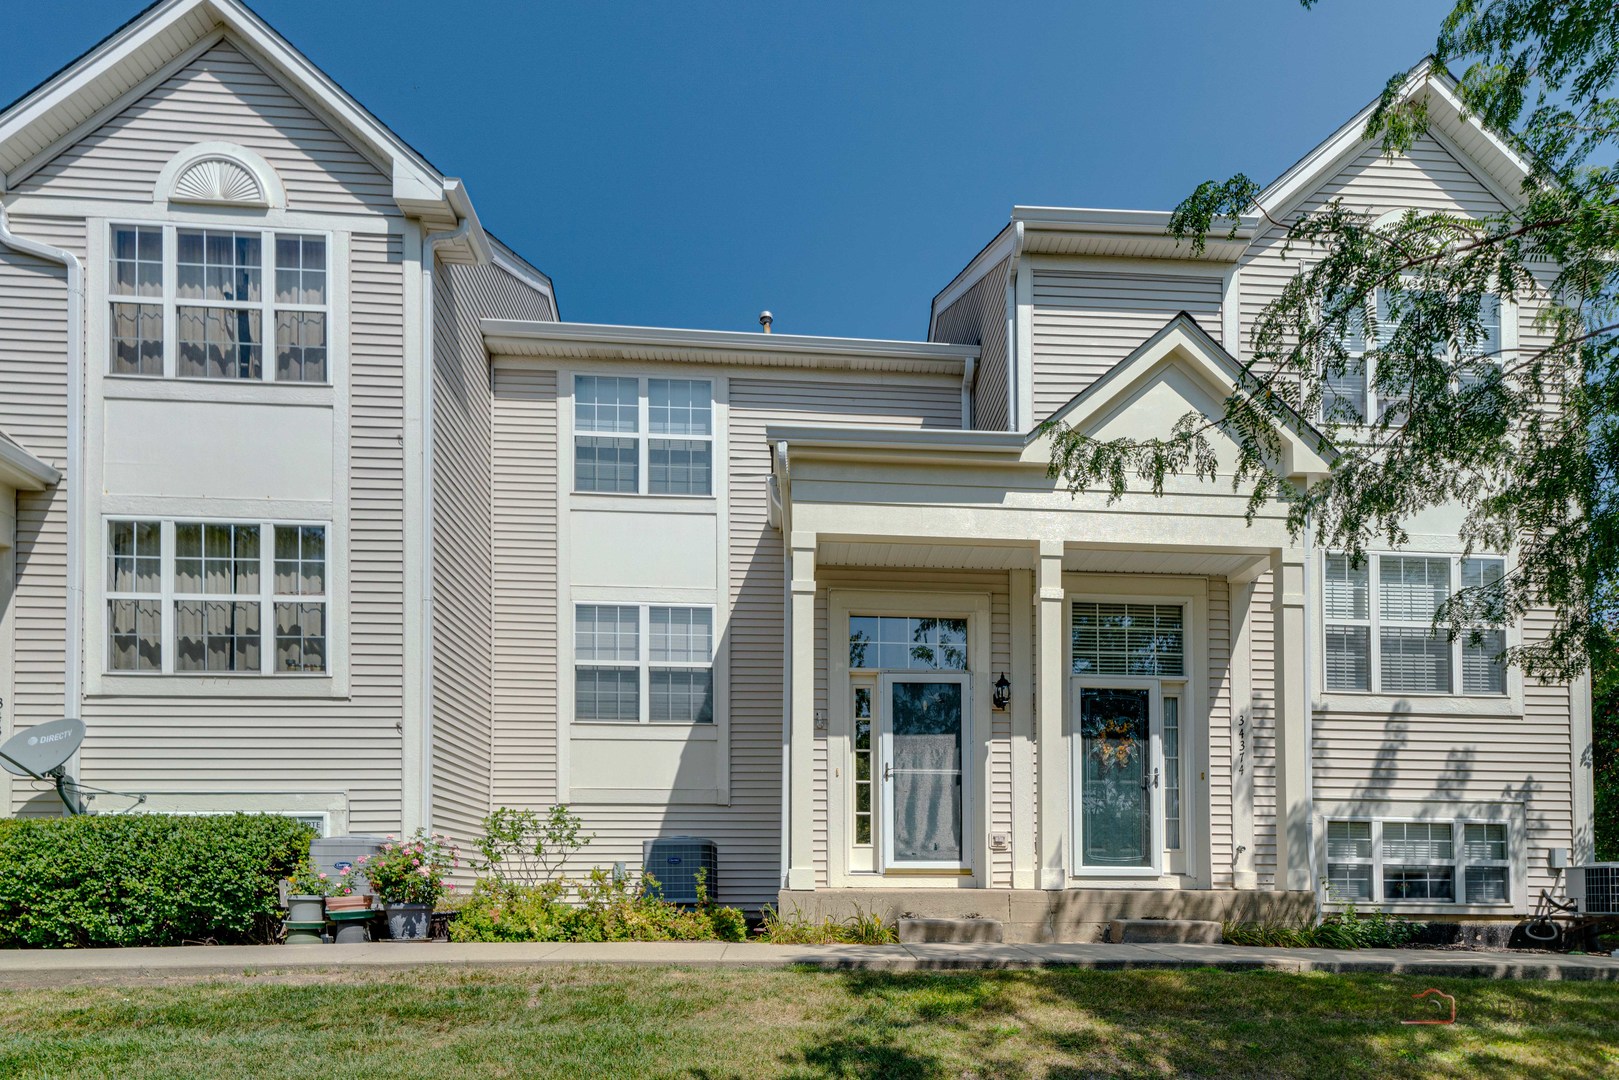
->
<box><xmin>1271</xmin><ymin>549</ymin><xmax>1312</xmax><ymax>891</ymax></box>
<box><xmin>1035</xmin><ymin>540</ymin><xmax>1067</xmax><ymax>890</ymax></box>
<box><xmin>785</xmin><ymin>531</ymin><xmax>818</xmax><ymax>891</ymax></box>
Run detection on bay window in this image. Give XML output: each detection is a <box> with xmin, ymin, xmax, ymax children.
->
<box><xmin>573</xmin><ymin>375</ymin><xmax>713</xmax><ymax>495</ymax></box>
<box><xmin>1326</xmin><ymin>817</ymin><xmax>1514</xmax><ymax>907</ymax></box>
<box><xmin>106</xmin><ymin>519</ymin><xmax>329</xmax><ymax>675</ymax></box>
<box><xmin>1323</xmin><ymin>552</ymin><xmax>1507</xmax><ymax>695</ymax></box>
<box><xmin>107</xmin><ymin>223</ymin><xmax>329</xmax><ymax>383</ymax></box>
<box><xmin>574</xmin><ymin>603</ymin><xmax>714</xmax><ymax>723</ymax></box>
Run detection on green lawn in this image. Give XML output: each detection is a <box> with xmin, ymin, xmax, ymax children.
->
<box><xmin>1</xmin><ymin>965</ymin><xmax>1616</xmax><ymax>1078</ymax></box>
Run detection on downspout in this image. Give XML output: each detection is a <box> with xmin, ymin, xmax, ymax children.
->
<box><xmin>773</xmin><ymin>440</ymin><xmax>791</xmax><ymax>889</ymax></box>
<box><xmin>959</xmin><ymin>356</ymin><xmax>976</xmax><ymax>429</ymax></box>
<box><xmin>419</xmin><ymin>215</ymin><xmax>472</xmax><ymax>832</ymax></box>
<box><xmin>1005</xmin><ymin>221</ymin><xmax>1025</xmax><ymax>432</ymax></box>
<box><xmin>0</xmin><ymin>205</ymin><xmax>84</xmax><ymax>735</ymax></box>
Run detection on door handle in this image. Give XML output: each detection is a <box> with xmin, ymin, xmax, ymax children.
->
<box><xmin>1142</xmin><ymin>767</ymin><xmax>1158</xmax><ymax>791</ymax></box>
<box><xmin>883</xmin><ymin>763</ymin><xmax>892</xmax><ymax>782</ymax></box>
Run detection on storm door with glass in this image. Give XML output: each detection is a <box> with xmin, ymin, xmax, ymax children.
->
<box><xmin>1070</xmin><ymin>601</ymin><xmax>1189</xmax><ymax>876</ymax></box>
<box><xmin>847</xmin><ymin>615</ymin><xmax>971</xmax><ymax>873</ymax></box>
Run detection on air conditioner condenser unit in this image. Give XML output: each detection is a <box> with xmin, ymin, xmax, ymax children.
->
<box><xmin>1566</xmin><ymin>864</ymin><xmax>1619</xmax><ymax>915</ymax></box>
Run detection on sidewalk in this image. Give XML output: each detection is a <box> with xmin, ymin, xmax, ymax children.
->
<box><xmin>1</xmin><ymin>940</ymin><xmax>1617</xmax><ymax>986</ymax></box>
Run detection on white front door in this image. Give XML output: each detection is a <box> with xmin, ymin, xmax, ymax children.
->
<box><xmin>878</xmin><ymin>672</ymin><xmax>971</xmax><ymax>871</ymax></box>
<box><xmin>1072</xmin><ymin>677</ymin><xmax>1165</xmax><ymax>874</ymax></box>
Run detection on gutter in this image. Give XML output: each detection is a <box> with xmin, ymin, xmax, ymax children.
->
<box><xmin>773</xmin><ymin>440</ymin><xmax>791</xmax><ymax>891</ymax></box>
<box><xmin>418</xmin><ymin>213</ymin><xmax>474</xmax><ymax>832</ymax></box>
<box><xmin>0</xmin><ymin>205</ymin><xmax>83</xmax><ymax>734</ymax></box>
<box><xmin>1303</xmin><ymin>512</ymin><xmax>1319</xmax><ymax>916</ymax></box>
<box><xmin>959</xmin><ymin>355</ymin><xmax>976</xmax><ymax>428</ymax></box>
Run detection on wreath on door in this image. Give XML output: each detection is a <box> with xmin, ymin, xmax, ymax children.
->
<box><xmin>1084</xmin><ymin>717</ymin><xmax>1142</xmax><ymax>769</ymax></box>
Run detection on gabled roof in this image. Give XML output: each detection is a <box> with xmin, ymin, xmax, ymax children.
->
<box><xmin>0</xmin><ymin>430</ymin><xmax>60</xmax><ymax>491</ymax></box>
<box><xmin>773</xmin><ymin>313</ymin><xmax>1335</xmax><ymax>480</ymax></box>
<box><xmin>0</xmin><ymin>0</ymin><xmax>499</xmax><ymax>260</ymax></box>
<box><xmin>1254</xmin><ymin>58</ymin><xmax>1534</xmax><ymax>219</ymax></box>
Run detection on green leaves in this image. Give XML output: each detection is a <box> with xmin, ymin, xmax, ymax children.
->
<box><xmin>0</xmin><ymin>814</ymin><xmax>312</xmax><ymax>948</ymax></box>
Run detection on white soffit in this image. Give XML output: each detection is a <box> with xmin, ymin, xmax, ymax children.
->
<box><xmin>0</xmin><ymin>430</ymin><xmax>60</xmax><ymax>490</ymax></box>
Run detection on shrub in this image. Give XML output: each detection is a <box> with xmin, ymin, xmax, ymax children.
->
<box><xmin>1223</xmin><ymin>905</ymin><xmax>1421</xmax><ymax>950</ymax></box>
<box><xmin>449</xmin><ymin>868</ymin><xmax>747</xmax><ymax>944</ymax></box>
<box><xmin>0</xmin><ymin>813</ymin><xmax>313</xmax><ymax>948</ymax></box>
<box><xmin>472</xmin><ymin>806</ymin><xmax>592</xmax><ymax>893</ymax></box>
<box><xmin>755</xmin><ymin>904</ymin><xmax>898</xmax><ymax>945</ymax></box>
<box><xmin>285</xmin><ymin>858</ymin><xmax>350</xmax><ymax>898</ymax></box>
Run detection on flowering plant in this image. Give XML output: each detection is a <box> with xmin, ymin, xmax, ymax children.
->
<box><xmin>285</xmin><ymin>858</ymin><xmax>344</xmax><ymax>898</ymax></box>
<box><xmin>359</xmin><ymin>830</ymin><xmax>459</xmax><ymax>907</ymax></box>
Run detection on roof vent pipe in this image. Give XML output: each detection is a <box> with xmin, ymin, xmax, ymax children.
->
<box><xmin>759</xmin><ymin>310</ymin><xmax>773</xmax><ymax>333</ymax></box>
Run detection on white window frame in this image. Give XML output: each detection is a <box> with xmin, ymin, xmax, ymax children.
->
<box><xmin>101</xmin><ymin>517</ymin><xmax>331</xmax><ymax>678</ymax></box>
<box><xmin>105</xmin><ymin>221</ymin><xmax>333</xmax><ymax>385</ymax></box>
<box><xmin>571</xmin><ymin>374</ymin><xmax>714</xmax><ymax>497</ymax></box>
<box><xmin>571</xmin><ymin>602</ymin><xmax>717</xmax><ymax>725</ymax></box>
<box><xmin>1318</xmin><ymin>271</ymin><xmax>1511</xmax><ymax>426</ymax></box>
<box><xmin>1322</xmin><ymin>814</ymin><xmax>1519</xmax><ymax>911</ymax></box>
<box><xmin>1321</xmin><ymin>551</ymin><xmax>1510</xmax><ymax>698</ymax></box>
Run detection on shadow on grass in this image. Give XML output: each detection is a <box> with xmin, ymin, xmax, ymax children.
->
<box><xmin>770</xmin><ymin>967</ymin><xmax>1619</xmax><ymax>1080</ymax></box>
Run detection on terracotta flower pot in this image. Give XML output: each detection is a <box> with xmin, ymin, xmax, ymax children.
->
<box><xmin>325</xmin><ymin>894</ymin><xmax>373</xmax><ymax>914</ymax></box>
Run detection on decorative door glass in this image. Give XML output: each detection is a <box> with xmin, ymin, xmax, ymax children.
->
<box><xmin>888</xmin><ymin>680</ymin><xmax>964</xmax><ymax>864</ymax></box>
<box><xmin>1078</xmin><ymin>686</ymin><xmax>1152</xmax><ymax>868</ymax></box>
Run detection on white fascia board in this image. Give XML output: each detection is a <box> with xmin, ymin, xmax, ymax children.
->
<box><xmin>481</xmin><ymin>321</ymin><xmax>977</xmax><ymax>371</ymax></box>
<box><xmin>1254</xmin><ymin>61</ymin><xmax>1531</xmax><ymax>220</ymax></box>
<box><xmin>0</xmin><ymin>433</ymin><xmax>60</xmax><ymax>490</ymax></box>
<box><xmin>0</xmin><ymin>0</ymin><xmax>452</xmax><ymax>216</ymax></box>
<box><xmin>766</xmin><ymin>423</ymin><xmax>1025</xmax><ymax>452</ymax></box>
<box><xmin>1012</xmin><ymin>206</ymin><xmax>1256</xmax><ymax>262</ymax></box>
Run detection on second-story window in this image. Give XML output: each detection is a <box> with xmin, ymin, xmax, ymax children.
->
<box><xmin>1323</xmin><ymin>552</ymin><xmax>1507</xmax><ymax>696</ymax></box>
<box><xmin>573</xmin><ymin>375</ymin><xmax>712</xmax><ymax>495</ymax></box>
<box><xmin>1321</xmin><ymin>284</ymin><xmax>1500</xmax><ymax>424</ymax></box>
<box><xmin>107</xmin><ymin>224</ymin><xmax>329</xmax><ymax>383</ymax></box>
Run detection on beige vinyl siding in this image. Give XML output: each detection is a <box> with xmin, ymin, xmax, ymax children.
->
<box><xmin>933</xmin><ymin>257</ymin><xmax>1010</xmax><ymax>431</ymax></box>
<box><xmin>9</xmin><ymin>232</ymin><xmax>410</xmax><ymax>829</ymax></box>
<box><xmin>431</xmin><ymin>263</ymin><xmax>556</xmax><ymax>848</ymax></box>
<box><xmin>1249</xmin><ymin>571</ymin><xmax>1278</xmax><ymax>886</ymax></box>
<box><xmin>1031</xmin><ymin>269</ymin><xmax>1223</xmax><ymax>421</ymax></box>
<box><xmin>1236</xmin><ymin>132</ymin><xmax>1509</xmax><ymax>366</ymax></box>
<box><xmin>16</xmin><ymin>40</ymin><xmax>398</xmax><ymax>217</ymax></box>
<box><xmin>0</xmin><ymin>216</ymin><xmax>74</xmax><ymax>814</ymax></box>
<box><xmin>490</xmin><ymin>362</ymin><xmax>560</xmax><ymax>812</ymax></box>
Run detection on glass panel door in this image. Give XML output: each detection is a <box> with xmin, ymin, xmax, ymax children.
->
<box><xmin>879</xmin><ymin>674</ymin><xmax>969</xmax><ymax>869</ymax></box>
<box><xmin>1075</xmin><ymin>683</ymin><xmax>1158</xmax><ymax>871</ymax></box>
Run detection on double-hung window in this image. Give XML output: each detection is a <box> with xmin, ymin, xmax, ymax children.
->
<box><xmin>107</xmin><ymin>224</ymin><xmax>329</xmax><ymax>383</ymax></box>
<box><xmin>1323</xmin><ymin>552</ymin><xmax>1507</xmax><ymax>695</ymax></box>
<box><xmin>573</xmin><ymin>376</ymin><xmax>713</xmax><ymax>495</ymax></box>
<box><xmin>574</xmin><ymin>603</ymin><xmax>714</xmax><ymax>723</ymax></box>
<box><xmin>1326</xmin><ymin>817</ymin><xmax>1513</xmax><ymax>906</ymax></box>
<box><xmin>1321</xmin><ymin>282</ymin><xmax>1501</xmax><ymax>424</ymax></box>
<box><xmin>106</xmin><ymin>519</ymin><xmax>329</xmax><ymax>675</ymax></box>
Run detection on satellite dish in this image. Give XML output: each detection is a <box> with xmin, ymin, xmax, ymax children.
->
<box><xmin>0</xmin><ymin>718</ymin><xmax>85</xmax><ymax>779</ymax></box>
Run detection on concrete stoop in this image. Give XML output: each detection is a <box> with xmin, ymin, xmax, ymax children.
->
<box><xmin>898</xmin><ymin>917</ymin><xmax>1004</xmax><ymax>944</ymax></box>
<box><xmin>777</xmin><ymin>887</ymin><xmax>1313</xmax><ymax>944</ymax></box>
<box><xmin>1108</xmin><ymin>919</ymin><xmax>1222</xmax><ymax>944</ymax></box>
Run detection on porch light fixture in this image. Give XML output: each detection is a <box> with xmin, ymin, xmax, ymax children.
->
<box><xmin>992</xmin><ymin>673</ymin><xmax>1011</xmax><ymax>711</ymax></box>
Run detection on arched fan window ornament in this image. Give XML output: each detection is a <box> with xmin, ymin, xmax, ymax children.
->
<box><xmin>154</xmin><ymin>142</ymin><xmax>286</xmax><ymax>209</ymax></box>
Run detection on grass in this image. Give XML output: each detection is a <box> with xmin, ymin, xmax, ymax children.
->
<box><xmin>1</xmin><ymin>965</ymin><xmax>1617</xmax><ymax>1078</ymax></box>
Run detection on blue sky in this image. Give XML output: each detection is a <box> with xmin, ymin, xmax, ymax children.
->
<box><xmin>5</xmin><ymin>0</ymin><xmax>1454</xmax><ymax>339</ymax></box>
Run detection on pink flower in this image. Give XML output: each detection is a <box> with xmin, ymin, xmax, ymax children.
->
<box><xmin>318</xmin><ymin>873</ymin><xmax>328</xmax><ymax>880</ymax></box>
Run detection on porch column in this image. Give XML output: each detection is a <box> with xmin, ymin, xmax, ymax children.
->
<box><xmin>1009</xmin><ymin>569</ymin><xmax>1037</xmax><ymax>888</ymax></box>
<box><xmin>1271</xmin><ymin>548</ymin><xmax>1312</xmax><ymax>891</ymax></box>
<box><xmin>1228</xmin><ymin>573</ymin><xmax>1258</xmax><ymax>889</ymax></box>
<box><xmin>1035</xmin><ymin>540</ymin><xmax>1067</xmax><ymax>889</ymax></box>
<box><xmin>785</xmin><ymin>530</ymin><xmax>817</xmax><ymax>890</ymax></box>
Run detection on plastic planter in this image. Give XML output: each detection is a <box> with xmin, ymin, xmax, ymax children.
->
<box><xmin>385</xmin><ymin>903</ymin><xmax>431</xmax><ymax>941</ymax></box>
<box><xmin>285</xmin><ymin>895</ymin><xmax>325</xmax><ymax>924</ymax></box>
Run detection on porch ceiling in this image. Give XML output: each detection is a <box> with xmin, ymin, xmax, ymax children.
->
<box><xmin>816</xmin><ymin>540</ymin><xmax>1270</xmax><ymax>579</ymax></box>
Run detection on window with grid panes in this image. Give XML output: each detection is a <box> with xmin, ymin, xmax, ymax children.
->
<box><xmin>847</xmin><ymin>616</ymin><xmax>968</xmax><ymax>671</ymax></box>
<box><xmin>1069</xmin><ymin>602</ymin><xmax>1183</xmax><ymax>677</ymax></box>
<box><xmin>107</xmin><ymin>519</ymin><xmax>328</xmax><ymax>676</ymax></box>
<box><xmin>573</xmin><ymin>375</ymin><xmax>713</xmax><ymax>495</ymax></box>
<box><xmin>108</xmin><ymin>224</ymin><xmax>328</xmax><ymax>383</ymax></box>
<box><xmin>574</xmin><ymin>604</ymin><xmax>714</xmax><ymax>724</ymax></box>
<box><xmin>1325</xmin><ymin>817</ymin><xmax>1514</xmax><ymax>906</ymax></box>
<box><xmin>1324</xmin><ymin>553</ymin><xmax>1507</xmax><ymax>695</ymax></box>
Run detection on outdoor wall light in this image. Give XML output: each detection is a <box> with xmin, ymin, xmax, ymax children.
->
<box><xmin>992</xmin><ymin>673</ymin><xmax>1012</xmax><ymax>711</ymax></box>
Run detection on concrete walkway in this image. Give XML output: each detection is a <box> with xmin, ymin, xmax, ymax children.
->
<box><xmin>1</xmin><ymin>941</ymin><xmax>1617</xmax><ymax>986</ymax></box>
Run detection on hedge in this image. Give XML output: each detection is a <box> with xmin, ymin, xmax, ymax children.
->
<box><xmin>0</xmin><ymin>813</ymin><xmax>314</xmax><ymax>948</ymax></box>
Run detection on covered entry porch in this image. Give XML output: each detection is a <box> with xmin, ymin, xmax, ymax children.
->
<box><xmin>766</xmin><ymin>319</ymin><xmax>1330</xmax><ymax>935</ymax></box>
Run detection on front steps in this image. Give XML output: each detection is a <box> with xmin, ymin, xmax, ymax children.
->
<box><xmin>1108</xmin><ymin>918</ymin><xmax>1223</xmax><ymax>944</ymax></box>
<box><xmin>777</xmin><ymin>887</ymin><xmax>1313</xmax><ymax>944</ymax></box>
